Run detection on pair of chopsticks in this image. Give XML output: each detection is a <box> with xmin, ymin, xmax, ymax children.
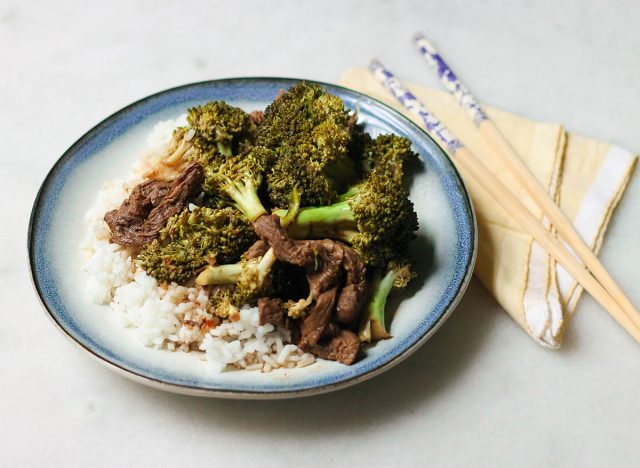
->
<box><xmin>369</xmin><ymin>34</ymin><xmax>640</xmax><ymax>342</ymax></box>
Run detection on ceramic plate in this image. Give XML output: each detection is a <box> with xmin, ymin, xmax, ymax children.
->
<box><xmin>28</xmin><ymin>78</ymin><xmax>476</xmax><ymax>399</ymax></box>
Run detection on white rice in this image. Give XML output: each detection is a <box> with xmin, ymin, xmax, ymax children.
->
<box><xmin>200</xmin><ymin>307</ymin><xmax>315</xmax><ymax>373</ymax></box>
<box><xmin>81</xmin><ymin>117</ymin><xmax>315</xmax><ymax>373</ymax></box>
<box><xmin>80</xmin><ymin>178</ymin><xmax>137</xmax><ymax>305</ymax></box>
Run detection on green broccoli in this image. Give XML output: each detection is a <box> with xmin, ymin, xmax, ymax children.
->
<box><xmin>136</xmin><ymin>206</ymin><xmax>257</xmax><ymax>284</ymax></box>
<box><xmin>288</xmin><ymin>176</ymin><xmax>417</xmax><ymax>267</ymax></box>
<box><xmin>196</xmin><ymin>251</ymin><xmax>316</xmax><ymax>320</ymax></box>
<box><xmin>207</xmin><ymin>287</ymin><xmax>238</xmax><ymax>319</ymax></box>
<box><xmin>359</xmin><ymin>133</ymin><xmax>415</xmax><ymax>177</ymax></box>
<box><xmin>256</xmin><ymin>83</ymin><xmax>358</xmax><ymax>207</ymax></box>
<box><xmin>196</xmin><ymin>190</ymin><xmax>302</xmax><ymax>318</ymax></box>
<box><xmin>358</xmin><ymin>259</ymin><xmax>415</xmax><ymax>342</ymax></box>
<box><xmin>186</xmin><ymin>101</ymin><xmax>256</xmax><ymax>158</ymax></box>
<box><xmin>197</xmin><ymin>248</ymin><xmax>278</xmax><ymax>317</ymax></box>
<box><xmin>202</xmin><ymin>145</ymin><xmax>269</xmax><ymax>223</ymax></box>
<box><xmin>275</xmin><ymin>133</ymin><xmax>418</xmax><ymax>267</ymax></box>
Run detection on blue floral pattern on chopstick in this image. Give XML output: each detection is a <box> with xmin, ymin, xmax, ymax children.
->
<box><xmin>413</xmin><ymin>33</ymin><xmax>488</xmax><ymax>127</ymax></box>
<box><xmin>369</xmin><ymin>59</ymin><xmax>463</xmax><ymax>155</ymax></box>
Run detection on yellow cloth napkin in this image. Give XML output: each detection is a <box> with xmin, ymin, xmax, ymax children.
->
<box><xmin>340</xmin><ymin>67</ymin><xmax>637</xmax><ymax>347</ymax></box>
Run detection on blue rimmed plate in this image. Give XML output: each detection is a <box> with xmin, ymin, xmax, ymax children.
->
<box><xmin>28</xmin><ymin>78</ymin><xmax>476</xmax><ymax>399</ymax></box>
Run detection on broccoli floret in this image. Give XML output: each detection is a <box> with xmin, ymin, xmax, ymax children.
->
<box><xmin>277</xmin><ymin>133</ymin><xmax>418</xmax><ymax>266</ymax></box>
<box><xmin>196</xmin><ymin>185</ymin><xmax>308</xmax><ymax>317</ymax></box>
<box><xmin>196</xmin><ymin>190</ymin><xmax>302</xmax><ymax>318</ymax></box>
<box><xmin>196</xmin><ymin>248</ymin><xmax>275</xmax><ymax>289</ymax></box>
<box><xmin>202</xmin><ymin>145</ymin><xmax>269</xmax><ymax>222</ymax></box>
<box><xmin>287</xmin><ymin>176</ymin><xmax>418</xmax><ymax>267</ymax></box>
<box><xmin>257</xmin><ymin>83</ymin><xmax>358</xmax><ymax>207</ymax></box>
<box><xmin>197</xmin><ymin>248</ymin><xmax>278</xmax><ymax>317</ymax></box>
<box><xmin>136</xmin><ymin>206</ymin><xmax>257</xmax><ymax>284</ymax></box>
<box><xmin>197</xmin><ymin>252</ymin><xmax>312</xmax><ymax>319</ymax></box>
<box><xmin>208</xmin><ymin>287</ymin><xmax>238</xmax><ymax>319</ymax></box>
<box><xmin>360</xmin><ymin>133</ymin><xmax>416</xmax><ymax>179</ymax></box>
<box><xmin>200</xmin><ymin>192</ymin><xmax>234</xmax><ymax>210</ymax></box>
<box><xmin>358</xmin><ymin>259</ymin><xmax>415</xmax><ymax>342</ymax></box>
<box><xmin>186</xmin><ymin>101</ymin><xmax>256</xmax><ymax>158</ymax></box>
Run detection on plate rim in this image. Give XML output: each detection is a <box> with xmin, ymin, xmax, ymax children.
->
<box><xmin>27</xmin><ymin>76</ymin><xmax>477</xmax><ymax>399</ymax></box>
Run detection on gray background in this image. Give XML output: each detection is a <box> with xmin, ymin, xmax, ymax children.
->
<box><xmin>1</xmin><ymin>0</ymin><xmax>639</xmax><ymax>466</ymax></box>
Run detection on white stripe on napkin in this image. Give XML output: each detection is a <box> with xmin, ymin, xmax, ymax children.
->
<box><xmin>523</xmin><ymin>238</ymin><xmax>554</xmax><ymax>345</ymax></box>
<box><xmin>523</xmin><ymin>139</ymin><xmax>564</xmax><ymax>348</ymax></box>
<box><xmin>557</xmin><ymin>145</ymin><xmax>636</xmax><ymax>303</ymax></box>
<box><xmin>523</xmin><ymin>144</ymin><xmax>633</xmax><ymax>346</ymax></box>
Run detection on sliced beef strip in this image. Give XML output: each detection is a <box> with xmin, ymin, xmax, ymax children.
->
<box><xmin>253</xmin><ymin>215</ymin><xmax>366</xmax><ymax>328</ymax></box>
<box><xmin>104</xmin><ymin>179</ymin><xmax>171</xmax><ymax>242</ymax></box>
<box><xmin>299</xmin><ymin>287</ymin><xmax>338</xmax><ymax>350</ymax></box>
<box><xmin>253</xmin><ymin>216</ymin><xmax>345</xmax><ymax>294</ymax></box>
<box><xmin>258</xmin><ymin>297</ymin><xmax>284</xmax><ymax>326</ymax></box>
<box><xmin>321</xmin><ymin>321</ymin><xmax>342</xmax><ymax>339</ymax></box>
<box><xmin>253</xmin><ymin>214</ymin><xmax>313</xmax><ymax>265</ymax></box>
<box><xmin>243</xmin><ymin>239</ymin><xmax>270</xmax><ymax>260</ymax></box>
<box><xmin>253</xmin><ymin>215</ymin><xmax>366</xmax><ymax>354</ymax></box>
<box><xmin>143</xmin><ymin>162</ymin><xmax>203</xmax><ymax>233</ymax></box>
<box><xmin>305</xmin><ymin>239</ymin><xmax>344</xmax><ymax>298</ymax></box>
<box><xmin>105</xmin><ymin>162</ymin><xmax>204</xmax><ymax>246</ymax></box>
<box><xmin>334</xmin><ymin>247</ymin><xmax>366</xmax><ymax>325</ymax></box>
<box><xmin>310</xmin><ymin>329</ymin><xmax>360</xmax><ymax>365</ymax></box>
<box><xmin>249</xmin><ymin>110</ymin><xmax>264</xmax><ymax>126</ymax></box>
<box><xmin>142</xmin><ymin>180</ymin><xmax>173</xmax><ymax>205</ymax></box>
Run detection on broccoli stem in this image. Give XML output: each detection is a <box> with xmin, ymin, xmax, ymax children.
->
<box><xmin>279</xmin><ymin>187</ymin><xmax>301</xmax><ymax>228</ymax></box>
<box><xmin>358</xmin><ymin>268</ymin><xmax>395</xmax><ymax>342</ymax></box>
<box><xmin>216</xmin><ymin>142</ymin><xmax>232</xmax><ymax>157</ymax></box>
<box><xmin>291</xmin><ymin>201</ymin><xmax>354</xmax><ymax>226</ymax></box>
<box><xmin>195</xmin><ymin>248</ymin><xmax>276</xmax><ymax>289</ymax></box>
<box><xmin>256</xmin><ymin>248</ymin><xmax>277</xmax><ymax>282</ymax></box>
<box><xmin>196</xmin><ymin>263</ymin><xmax>244</xmax><ymax>285</ymax></box>
<box><xmin>275</xmin><ymin>201</ymin><xmax>355</xmax><ymax>239</ymax></box>
<box><xmin>336</xmin><ymin>185</ymin><xmax>360</xmax><ymax>202</ymax></box>
<box><xmin>225</xmin><ymin>177</ymin><xmax>267</xmax><ymax>222</ymax></box>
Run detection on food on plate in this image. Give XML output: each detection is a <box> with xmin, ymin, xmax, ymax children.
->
<box><xmin>81</xmin><ymin>83</ymin><xmax>420</xmax><ymax>373</ymax></box>
<box><xmin>104</xmin><ymin>162</ymin><xmax>204</xmax><ymax>245</ymax></box>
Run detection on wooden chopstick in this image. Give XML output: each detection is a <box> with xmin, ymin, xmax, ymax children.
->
<box><xmin>369</xmin><ymin>59</ymin><xmax>640</xmax><ymax>342</ymax></box>
<box><xmin>412</xmin><ymin>33</ymin><xmax>640</xmax><ymax>328</ymax></box>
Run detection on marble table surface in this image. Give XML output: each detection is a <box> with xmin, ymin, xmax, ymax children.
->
<box><xmin>1</xmin><ymin>1</ymin><xmax>639</xmax><ymax>466</ymax></box>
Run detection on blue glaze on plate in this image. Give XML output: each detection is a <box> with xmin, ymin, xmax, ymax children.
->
<box><xmin>28</xmin><ymin>78</ymin><xmax>476</xmax><ymax>398</ymax></box>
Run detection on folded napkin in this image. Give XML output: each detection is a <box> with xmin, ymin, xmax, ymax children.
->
<box><xmin>340</xmin><ymin>67</ymin><xmax>637</xmax><ymax>347</ymax></box>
